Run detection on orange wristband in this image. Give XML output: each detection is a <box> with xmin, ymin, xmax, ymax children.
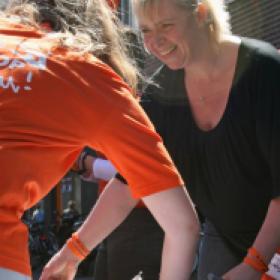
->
<box><xmin>72</xmin><ymin>233</ymin><xmax>90</xmax><ymax>256</ymax></box>
<box><xmin>243</xmin><ymin>247</ymin><xmax>268</xmax><ymax>273</ymax></box>
<box><xmin>243</xmin><ymin>256</ymin><xmax>267</xmax><ymax>273</ymax></box>
<box><xmin>66</xmin><ymin>233</ymin><xmax>90</xmax><ymax>261</ymax></box>
<box><xmin>66</xmin><ymin>238</ymin><xmax>85</xmax><ymax>260</ymax></box>
<box><xmin>248</xmin><ymin>247</ymin><xmax>266</xmax><ymax>264</ymax></box>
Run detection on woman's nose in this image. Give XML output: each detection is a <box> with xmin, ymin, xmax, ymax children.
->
<box><xmin>153</xmin><ymin>33</ymin><xmax>166</xmax><ymax>48</ymax></box>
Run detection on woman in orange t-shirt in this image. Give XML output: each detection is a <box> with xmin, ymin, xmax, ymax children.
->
<box><xmin>0</xmin><ymin>1</ymin><xmax>199</xmax><ymax>280</ymax></box>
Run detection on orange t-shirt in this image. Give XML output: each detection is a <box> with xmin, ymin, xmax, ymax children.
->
<box><xmin>0</xmin><ymin>19</ymin><xmax>183</xmax><ymax>276</ymax></box>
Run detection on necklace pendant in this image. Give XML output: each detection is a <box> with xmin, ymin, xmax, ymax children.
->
<box><xmin>199</xmin><ymin>96</ymin><xmax>204</xmax><ymax>102</ymax></box>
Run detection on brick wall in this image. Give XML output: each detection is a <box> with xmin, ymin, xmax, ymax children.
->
<box><xmin>228</xmin><ymin>0</ymin><xmax>280</xmax><ymax>48</ymax></box>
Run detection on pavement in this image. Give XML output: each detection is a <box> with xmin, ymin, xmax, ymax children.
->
<box><xmin>32</xmin><ymin>269</ymin><xmax>94</xmax><ymax>280</ymax></box>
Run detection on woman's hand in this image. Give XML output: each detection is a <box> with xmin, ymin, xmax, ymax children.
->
<box><xmin>39</xmin><ymin>246</ymin><xmax>80</xmax><ymax>280</ymax></box>
<box><xmin>222</xmin><ymin>262</ymin><xmax>262</xmax><ymax>280</ymax></box>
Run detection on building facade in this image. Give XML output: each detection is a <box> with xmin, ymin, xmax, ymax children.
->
<box><xmin>228</xmin><ymin>0</ymin><xmax>280</xmax><ymax>49</ymax></box>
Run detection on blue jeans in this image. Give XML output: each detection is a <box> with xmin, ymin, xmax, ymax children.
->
<box><xmin>197</xmin><ymin>220</ymin><xmax>241</xmax><ymax>280</ymax></box>
<box><xmin>0</xmin><ymin>268</ymin><xmax>31</xmax><ymax>280</ymax></box>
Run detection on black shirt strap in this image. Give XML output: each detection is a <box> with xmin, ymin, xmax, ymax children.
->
<box><xmin>115</xmin><ymin>173</ymin><xmax>127</xmax><ymax>185</ymax></box>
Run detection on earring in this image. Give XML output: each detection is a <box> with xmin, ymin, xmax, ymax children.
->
<box><xmin>209</xmin><ymin>23</ymin><xmax>214</xmax><ymax>33</ymax></box>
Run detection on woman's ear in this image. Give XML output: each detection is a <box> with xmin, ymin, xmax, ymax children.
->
<box><xmin>196</xmin><ymin>2</ymin><xmax>208</xmax><ymax>25</ymax></box>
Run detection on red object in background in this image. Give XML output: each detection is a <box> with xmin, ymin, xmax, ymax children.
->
<box><xmin>40</xmin><ymin>21</ymin><xmax>53</xmax><ymax>32</ymax></box>
<box><xmin>107</xmin><ymin>0</ymin><xmax>120</xmax><ymax>9</ymax></box>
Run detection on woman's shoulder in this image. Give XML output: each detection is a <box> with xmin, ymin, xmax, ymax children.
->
<box><xmin>231</xmin><ymin>37</ymin><xmax>280</xmax><ymax>84</ymax></box>
<box><xmin>239</xmin><ymin>37</ymin><xmax>280</xmax><ymax>63</ymax></box>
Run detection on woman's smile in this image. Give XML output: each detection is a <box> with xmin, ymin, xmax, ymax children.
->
<box><xmin>158</xmin><ymin>45</ymin><xmax>177</xmax><ymax>56</ymax></box>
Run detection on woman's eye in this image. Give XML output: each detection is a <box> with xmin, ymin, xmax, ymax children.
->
<box><xmin>162</xmin><ymin>23</ymin><xmax>173</xmax><ymax>30</ymax></box>
<box><xmin>141</xmin><ymin>29</ymin><xmax>150</xmax><ymax>34</ymax></box>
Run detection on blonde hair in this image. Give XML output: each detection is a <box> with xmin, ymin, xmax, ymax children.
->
<box><xmin>4</xmin><ymin>0</ymin><xmax>140</xmax><ymax>95</ymax></box>
<box><xmin>132</xmin><ymin>0</ymin><xmax>231</xmax><ymax>44</ymax></box>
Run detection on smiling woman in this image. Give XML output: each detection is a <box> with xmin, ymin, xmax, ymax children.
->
<box><xmin>133</xmin><ymin>0</ymin><xmax>231</xmax><ymax>49</ymax></box>
<box><xmin>133</xmin><ymin>0</ymin><xmax>231</xmax><ymax>71</ymax></box>
<box><xmin>132</xmin><ymin>0</ymin><xmax>280</xmax><ymax>279</ymax></box>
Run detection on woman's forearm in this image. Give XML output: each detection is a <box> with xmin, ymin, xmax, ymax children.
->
<box><xmin>75</xmin><ymin>178</ymin><xmax>139</xmax><ymax>250</ymax></box>
<box><xmin>39</xmin><ymin>179</ymin><xmax>139</xmax><ymax>280</ymax></box>
<box><xmin>251</xmin><ymin>197</ymin><xmax>280</xmax><ymax>264</ymax></box>
<box><xmin>143</xmin><ymin>186</ymin><xmax>200</xmax><ymax>280</ymax></box>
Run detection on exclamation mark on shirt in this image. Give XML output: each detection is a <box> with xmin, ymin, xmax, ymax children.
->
<box><xmin>24</xmin><ymin>71</ymin><xmax>33</xmax><ymax>91</ymax></box>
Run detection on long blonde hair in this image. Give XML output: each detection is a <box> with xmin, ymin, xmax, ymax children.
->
<box><xmin>4</xmin><ymin>0</ymin><xmax>140</xmax><ymax>95</ymax></box>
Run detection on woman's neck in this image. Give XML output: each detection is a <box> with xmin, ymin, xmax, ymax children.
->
<box><xmin>184</xmin><ymin>35</ymin><xmax>240</xmax><ymax>83</ymax></box>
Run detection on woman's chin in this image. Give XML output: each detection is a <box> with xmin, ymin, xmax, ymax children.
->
<box><xmin>165</xmin><ymin>62</ymin><xmax>184</xmax><ymax>70</ymax></box>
